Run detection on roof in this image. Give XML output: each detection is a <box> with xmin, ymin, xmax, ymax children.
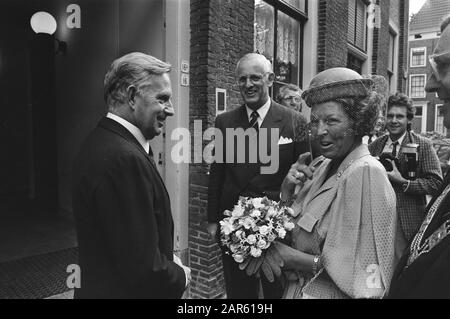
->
<box><xmin>410</xmin><ymin>0</ymin><xmax>450</xmax><ymax>33</ymax></box>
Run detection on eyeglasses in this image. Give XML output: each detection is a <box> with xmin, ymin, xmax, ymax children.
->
<box><xmin>237</xmin><ymin>72</ymin><xmax>270</xmax><ymax>85</ymax></box>
<box><xmin>282</xmin><ymin>96</ymin><xmax>302</xmax><ymax>103</ymax></box>
<box><xmin>429</xmin><ymin>50</ymin><xmax>450</xmax><ymax>82</ymax></box>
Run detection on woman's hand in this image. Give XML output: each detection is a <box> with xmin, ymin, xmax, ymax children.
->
<box><xmin>281</xmin><ymin>152</ymin><xmax>315</xmax><ymax>200</ymax></box>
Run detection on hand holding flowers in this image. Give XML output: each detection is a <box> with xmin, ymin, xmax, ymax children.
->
<box><xmin>220</xmin><ymin>197</ymin><xmax>295</xmax><ymax>281</ymax></box>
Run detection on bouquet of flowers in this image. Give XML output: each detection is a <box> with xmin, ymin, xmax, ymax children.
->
<box><xmin>220</xmin><ymin>197</ymin><xmax>295</xmax><ymax>265</ymax></box>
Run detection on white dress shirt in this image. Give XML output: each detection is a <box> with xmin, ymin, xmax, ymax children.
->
<box><xmin>106</xmin><ymin>113</ymin><xmax>150</xmax><ymax>154</ymax></box>
<box><xmin>382</xmin><ymin>132</ymin><xmax>407</xmax><ymax>157</ymax></box>
<box><xmin>246</xmin><ymin>99</ymin><xmax>271</xmax><ymax>128</ymax></box>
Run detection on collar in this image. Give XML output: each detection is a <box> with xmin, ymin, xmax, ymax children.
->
<box><xmin>335</xmin><ymin>143</ymin><xmax>371</xmax><ymax>179</ymax></box>
<box><xmin>246</xmin><ymin>99</ymin><xmax>271</xmax><ymax>123</ymax></box>
<box><xmin>387</xmin><ymin>132</ymin><xmax>407</xmax><ymax>147</ymax></box>
<box><xmin>106</xmin><ymin>113</ymin><xmax>150</xmax><ymax>154</ymax></box>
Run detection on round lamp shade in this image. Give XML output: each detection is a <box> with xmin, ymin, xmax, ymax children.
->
<box><xmin>30</xmin><ymin>11</ymin><xmax>57</xmax><ymax>35</ymax></box>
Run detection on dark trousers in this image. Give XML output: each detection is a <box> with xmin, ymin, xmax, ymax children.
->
<box><xmin>221</xmin><ymin>251</ymin><xmax>283</xmax><ymax>299</ymax></box>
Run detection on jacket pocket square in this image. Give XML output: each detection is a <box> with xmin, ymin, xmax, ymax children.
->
<box><xmin>278</xmin><ymin>137</ymin><xmax>293</xmax><ymax>145</ymax></box>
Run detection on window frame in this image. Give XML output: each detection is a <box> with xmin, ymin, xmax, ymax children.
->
<box><xmin>410</xmin><ymin>47</ymin><xmax>427</xmax><ymax>68</ymax></box>
<box><xmin>409</xmin><ymin>74</ymin><xmax>427</xmax><ymax>98</ymax></box>
<box><xmin>255</xmin><ymin>0</ymin><xmax>308</xmax><ymax>92</ymax></box>
<box><xmin>435</xmin><ymin>104</ymin><xmax>448</xmax><ymax>135</ymax></box>
<box><xmin>347</xmin><ymin>0</ymin><xmax>369</xmax><ymax>53</ymax></box>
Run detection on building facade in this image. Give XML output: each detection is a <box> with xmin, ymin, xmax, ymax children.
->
<box><xmin>188</xmin><ymin>0</ymin><xmax>409</xmax><ymax>298</ymax></box>
<box><xmin>1</xmin><ymin>0</ymin><xmax>409</xmax><ymax>299</ymax></box>
<box><xmin>408</xmin><ymin>0</ymin><xmax>450</xmax><ymax>136</ymax></box>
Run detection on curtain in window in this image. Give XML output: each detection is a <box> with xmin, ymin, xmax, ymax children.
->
<box><xmin>254</xmin><ymin>0</ymin><xmax>274</xmax><ymax>60</ymax></box>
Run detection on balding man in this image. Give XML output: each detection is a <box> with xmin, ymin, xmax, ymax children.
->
<box><xmin>207</xmin><ymin>53</ymin><xmax>308</xmax><ymax>298</ymax></box>
<box><xmin>388</xmin><ymin>15</ymin><xmax>450</xmax><ymax>298</ymax></box>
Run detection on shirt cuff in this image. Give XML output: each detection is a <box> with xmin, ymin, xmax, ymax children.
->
<box><xmin>402</xmin><ymin>180</ymin><xmax>411</xmax><ymax>193</ymax></box>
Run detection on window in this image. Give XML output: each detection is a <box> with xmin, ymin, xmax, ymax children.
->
<box><xmin>348</xmin><ymin>0</ymin><xmax>368</xmax><ymax>52</ymax></box>
<box><xmin>254</xmin><ymin>0</ymin><xmax>307</xmax><ymax>97</ymax></box>
<box><xmin>410</xmin><ymin>75</ymin><xmax>426</xmax><ymax>98</ymax></box>
<box><xmin>410</xmin><ymin>47</ymin><xmax>426</xmax><ymax>67</ymax></box>
<box><xmin>436</xmin><ymin>104</ymin><xmax>448</xmax><ymax>135</ymax></box>
<box><xmin>388</xmin><ymin>30</ymin><xmax>397</xmax><ymax>91</ymax></box>
<box><xmin>347</xmin><ymin>53</ymin><xmax>364</xmax><ymax>74</ymax></box>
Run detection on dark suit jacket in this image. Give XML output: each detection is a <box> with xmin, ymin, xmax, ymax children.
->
<box><xmin>72</xmin><ymin>117</ymin><xmax>185</xmax><ymax>299</ymax></box>
<box><xmin>207</xmin><ymin>101</ymin><xmax>308</xmax><ymax>224</ymax></box>
<box><xmin>369</xmin><ymin>132</ymin><xmax>443</xmax><ymax>241</ymax></box>
<box><xmin>388</xmin><ymin>171</ymin><xmax>450</xmax><ymax>299</ymax></box>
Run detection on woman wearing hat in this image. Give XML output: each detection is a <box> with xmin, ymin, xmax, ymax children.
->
<box><xmin>268</xmin><ymin>68</ymin><xmax>404</xmax><ymax>298</ymax></box>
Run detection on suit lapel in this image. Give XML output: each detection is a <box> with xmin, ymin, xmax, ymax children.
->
<box><xmin>99</xmin><ymin>117</ymin><xmax>170</xmax><ymax>196</ymax></box>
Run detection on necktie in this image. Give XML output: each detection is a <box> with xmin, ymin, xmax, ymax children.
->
<box><xmin>249</xmin><ymin>111</ymin><xmax>259</xmax><ymax>133</ymax></box>
<box><xmin>392</xmin><ymin>141</ymin><xmax>399</xmax><ymax>158</ymax></box>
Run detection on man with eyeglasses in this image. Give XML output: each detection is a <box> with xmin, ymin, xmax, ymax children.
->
<box><xmin>388</xmin><ymin>15</ymin><xmax>450</xmax><ymax>299</ymax></box>
<box><xmin>207</xmin><ymin>53</ymin><xmax>308</xmax><ymax>298</ymax></box>
<box><xmin>72</xmin><ymin>53</ymin><xmax>190</xmax><ymax>298</ymax></box>
<box><xmin>276</xmin><ymin>84</ymin><xmax>304</xmax><ymax>113</ymax></box>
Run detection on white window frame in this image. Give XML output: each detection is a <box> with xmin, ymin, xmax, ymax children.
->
<box><xmin>435</xmin><ymin>104</ymin><xmax>448</xmax><ymax>135</ymax></box>
<box><xmin>410</xmin><ymin>47</ymin><xmax>427</xmax><ymax>68</ymax></box>
<box><xmin>413</xmin><ymin>102</ymin><xmax>427</xmax><ymax>133</ymax></box>
<box><xmin>388</xmin><ymin>22</ymin><xmax>399</xmax><ymax>93</ymax></box>
<box><xmin>409</xmin><ymin>74</ymin><xmax>427</xmax><ymax>98</ymax></box>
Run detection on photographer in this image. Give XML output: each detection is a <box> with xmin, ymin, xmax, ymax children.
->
<box><xmin>369</xmin><ymin>93</ymin><xmax>443</xmax><ymax>242</ymax></box>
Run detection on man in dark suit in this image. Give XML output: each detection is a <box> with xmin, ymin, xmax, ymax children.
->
<box><xmin>388</xmin><ymin>16</ymin><xmax>450</xmax><ymax>298</ymax></box>
<box><xmin>72</xmin><ymin>52</ymin><xmax>190</xmax><ymax>298</ymax></box>
<box><xmin>369</xmin><ymin>93</ymin><xmax>442</xmax><ymax>243</ymax></box>
<box><xmin>207</xmin><ymin>53</ymin><xmax>308</xmax><ymax>298</ymax></box>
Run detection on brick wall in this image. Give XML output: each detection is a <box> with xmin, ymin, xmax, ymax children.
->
<box><xmin>189</xmin><ymin>0</ymin><xmax>254</xmax><ymax>299</ymax></box>
<box><xmin>374</xmin><ymin>0</ymin><xmax>390</xmax><ymax>78</ymax></box>
<box><xmin>397</xmin><ymin>0</ymin><xmax>409</xmax><ymax>93</ymax></box>
<box><xmin>317</xmin><ymin>0</ymin><xmax>348</xmax><ymax>72</ymax></box>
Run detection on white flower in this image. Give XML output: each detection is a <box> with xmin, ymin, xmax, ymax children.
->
<box><xmin>234</xmin><ymin>254</ymin><xmax>244</xmax><ymax>263</ymax></box>
<box><xmin>250</xmin><ymin>247</ymin><xmax>262</xmax><ymax>258</ymax></box>
<box><xmin>243</xmin><ymin>217</ymin><xmax>255</xmax><ymax>229</ymax></box>
<box><xmin>277</xmin><ymin>228</ymin><xmax>287</xmax><ymax>238</ymax></box>
<box><xmin>257</xmin><ymin>239</ymin><xmax>267</xmax><ymax>249</ymax></box>
<box><xmin>284</xmin><ymin>221</ymin><xmax>295</xmax><ymax>231</ymax></box>
<box><xmin>247</xmin><ymin>234</ymin><xmax>257</xmax><ymax>245</ymax></box>
<box><xmin>266</xmin><ymin>207</ymin><xmax>278</xmax><ymax>219</ymax></box>
<box><xmin>286</xmin><ymin>207</ymin><xmax>295</xmax><ymax>216</ymax></box>
<box><xmin>252</xmin><ymin>198</ymin><xmax>265</xmax><ymax>209</ymax></box>
<box><xmin>230</xmin><ymin>244</ymin><xmax>240</xmax><ymax>253</ymax></box>
<box><xmin>259</xmin><ymin>225</ymin><xmax>270</xmax><ymax>235</ymax></box>
<box><xmin>220</xmin><ymin>220</ymin><xmax>234</xmax><ymax>236</ymax></box>
<box><xmin>250</xmin><ymin>209</ymin><xmax>261</xmax><ymax>218</ymax></box>
<box><xmin>232</xmin><ymin>205</ymin><xmax>245</xmax><ymax>218</ymax></box>
<box><xmin>267</xmin><ymin>233</ymin><xmax>277</xmax><ymax>242</ymax></box>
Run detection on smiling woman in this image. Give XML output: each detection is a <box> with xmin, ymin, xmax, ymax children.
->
<box><xmin>273</xmin><ymin>67</ymin><xmax>404</xmax><ymax>299</ymax></box>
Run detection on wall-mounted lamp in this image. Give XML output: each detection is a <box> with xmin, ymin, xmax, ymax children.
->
<box><xmin>30</xmin><ymin>11</ymin><xmax>56</xmax><ymax>35</ymax></box>
<box><xmin>30</xmin><ymin>11</ymin><xmax>67</xmax><ymax>54</ymax></box>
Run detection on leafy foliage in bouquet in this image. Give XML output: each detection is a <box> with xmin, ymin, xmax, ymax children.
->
<box><xmin>220</xmin><ymin>197</ymin><xmax>295</xmax><ymax>264</ymax></box>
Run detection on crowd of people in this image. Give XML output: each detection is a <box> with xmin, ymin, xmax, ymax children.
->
<box><xmin>71</xmin><ymin>15</ymin><xmax>450</xmax><ymax>299</ymax></box>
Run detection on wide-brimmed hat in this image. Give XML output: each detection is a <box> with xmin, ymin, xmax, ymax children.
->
<box><xmin>302</xmin><ymin>68</ymin><xmax>373</xmax><ymax>107</ymax></box>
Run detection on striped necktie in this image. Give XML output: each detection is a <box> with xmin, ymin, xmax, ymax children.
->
<box><xmin>249</xmin><ymin>111</ymin><xmax>259</xmax><ymax>133</ymax></box>
<box><xmin>392</xmin><ymin>141</ymin><xmax>399</xmax><ymax>158</ymax></box>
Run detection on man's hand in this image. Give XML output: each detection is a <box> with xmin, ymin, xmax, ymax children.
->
<box><xmin>386</xmin><ymin>159</ymin><xmax>407</xmax><ymax>185</ymax></box>
<box><xmin>174</xmin><ymin>254</ymin><xmax>191</xmax><ymax>288</ymax></box>
<box><xmin>207</xmin><ymin>222</ymin><xmax>218</xmax><ymax>239</ymax></box>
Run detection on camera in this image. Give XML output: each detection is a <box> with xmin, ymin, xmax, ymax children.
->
<box><xmin>402</xmin><ymin>143</ymin><xmax>419</xmax><ymax>180</ymax></box>
<box><xmin>378</xmin><ymin>153</ymin><xmax>399</xmax><ymax>172</ymax></box>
